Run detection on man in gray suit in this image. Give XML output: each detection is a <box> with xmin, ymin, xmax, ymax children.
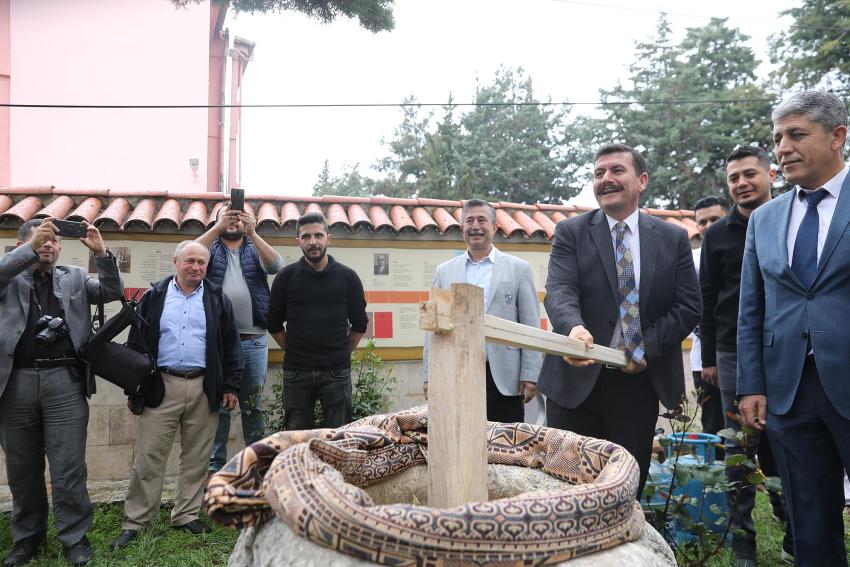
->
<box><xmin>738</xmin><ymin>91</ymin><xmax>850</xmax><ymax>567</ymax></box>
<box><xmin>423</xmin><ymin>198</ymin><xmax>542</xmax><ymax>423</ymax></box>
<box><xmin>0</xmin><ymin>218</ymin><xmax>123</xmax><ymax>566</ymax></box>
<box><xmin>537</xmin><ymin>144</ymin><xmax>701</xmax><ymax>498</ymax></box>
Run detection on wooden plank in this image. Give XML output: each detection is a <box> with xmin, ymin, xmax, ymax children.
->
<box><xmin>484</xmin><ymin>314</ymin><xmax>627</xmax><ymax>367</ymax></box>
<box><xmin>427</xmin><ymin>283</ymin><xmax>488</xmax><ymax>508</ymax></box>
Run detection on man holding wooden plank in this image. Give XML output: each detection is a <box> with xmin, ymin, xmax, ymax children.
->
<box><xmin>423</xmin><ymin>198</ymin><xmax>542</xmax><ymax>423</ymax></box>
<box><xmin>537</xmin><ymin>143</ymin><xmax>701</xmax><ymax>498</ymax></box>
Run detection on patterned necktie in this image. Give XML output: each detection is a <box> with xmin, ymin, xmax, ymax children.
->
<box><xmin>615</xmin><ymin>222</ymin><xmax>645</xmax><ymax>363</ymax></box>
<box><xmin>791</xmin><ymin>189</ymin><xmax>828</xmax><ymax>288</ymax></box>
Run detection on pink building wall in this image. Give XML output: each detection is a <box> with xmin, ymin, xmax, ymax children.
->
<box><xmin>9</xmin><ymin>0</ymin><xmax>215</xmax><ymax>192</ymax></box>
<box><xmin>0</xmin><ymin>0</ymin><xmax>10</xmax><ymax>186</ymax></box>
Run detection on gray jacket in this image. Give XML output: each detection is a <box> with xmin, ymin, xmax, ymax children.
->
<box><xmin>0</xmin><ymin>243</ymin><xmax>124</xmax><ymax>397</ymax></box>
<box><xmin>424</xmin><ymin>247</ymin><xmax>542</xmax><ymax>396</ymax></box>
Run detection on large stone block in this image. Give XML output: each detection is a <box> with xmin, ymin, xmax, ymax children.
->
<box><xmin>86</xmin><ymin>405</ymin><xmax>110</xmax><ymax>446</ymax></box>
<box><xmin>109</xmin><ymin>406</ymin><xmax>139</xmax><ymax>446</ymax></box>
<box><xmin>86</xmin><ymin>444</ymin><xmax>134</xmax><ymax>480</ymax></box>
<box><xmin>91</xmin><ymin>378</ymin><xmax>130</xmax><ymax>406</ymax></box>
<box><xmin>227</xmin><ymin>465</ymin><xmax>676</xmax><ymax>567</ymax></box>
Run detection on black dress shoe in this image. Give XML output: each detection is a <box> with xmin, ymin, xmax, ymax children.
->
<box><xmin>173</xmin><ymin>519</ymin><xmax>212</xmax><ymax>535</ymax></box>
<box><xmin>2</xmin><ymin>533</ymin><xmax>46</xmax><ymax>566</ymax></box>
<box><xmin>66</xmin><ymin>536</ymin><xmax>92</xmax><ymax>566</ymax></box>
<box><xmin>110</xmin><ymin>529</ymin><xmax>139</xmax><ymax>551</ymax></box>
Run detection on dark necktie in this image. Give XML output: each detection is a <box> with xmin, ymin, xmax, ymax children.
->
<box><xmin>791</xmin><ymin>188</ymin><xmax>828</xmax><ymax>288</ymax></box>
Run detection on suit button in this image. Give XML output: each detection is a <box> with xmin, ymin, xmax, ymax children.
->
<box><xmin>802</xmin><ymin>332</ymin><xmax>809</xmax><ymax>340</ymax></box>
<box><xmin>807</xmin><ymin>293</ymin><xmax>815</xmax><ymax>301</ymax></box>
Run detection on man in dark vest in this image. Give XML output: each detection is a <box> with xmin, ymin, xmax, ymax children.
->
<box><xmin>196</xmin><ymin>205</ymin><xmax>283</xmax><ymax>475</ymax></box>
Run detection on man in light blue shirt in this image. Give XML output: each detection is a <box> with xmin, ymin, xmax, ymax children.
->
<box><xmin>113</xmin><ymin>241</ymin><xmax>242</xmax><ymax>551</ymax></box>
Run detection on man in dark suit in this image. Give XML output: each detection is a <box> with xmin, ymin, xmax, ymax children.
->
<box><xmin>738</xmin><ymin>91</ymin><xmax>850</xmax><ymax>567</ymax></box>
<box><xmin>537</xmin><ymin>143</ymin><xmax>701</xmax><ymax>498</ymax></box>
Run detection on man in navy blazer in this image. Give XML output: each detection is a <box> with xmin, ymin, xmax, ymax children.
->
<box><xmin>738</xmin><ymin>91</ymin><xmax>850</xmax><ymax>567</ymax></box>
<box><xmin>538</xmin><ymin>143</ymin><xmax>701</xmax><ymax>498</ymax></box>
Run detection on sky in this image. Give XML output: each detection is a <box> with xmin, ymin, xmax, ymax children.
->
<box><xmin>228</xmin><ymin>0</ymin><xmax>798</xmax><ymax>205</ymax></box>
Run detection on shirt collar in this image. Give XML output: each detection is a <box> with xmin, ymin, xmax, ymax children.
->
<box><xmin>605</xmin><ymin>209</ymin><xmax>640</xmax><ymax>235</ymax></box>
<box><xmin>726</xmin><ymin>205</ymin><xmax>748</xmax><ymax>227</ymax></box>
<box><xmin>171</xmin><ymin>276</ymin><xmax>204</xmax><ymax>296</ymax></box>
<box><xmin>466</xmin><ymin>245</ymin><xmax>497</xmax><ymax>265</ymax></box>
<box><xmin>799</xmin><ymin>163</ymin><xmax>849</xmax><ymax>201</ymax></box>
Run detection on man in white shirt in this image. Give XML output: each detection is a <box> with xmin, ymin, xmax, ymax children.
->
<box><xmin>738</xmin><ymin>90</ymin><xmax>850</xmax><ymax>567</ymax></box>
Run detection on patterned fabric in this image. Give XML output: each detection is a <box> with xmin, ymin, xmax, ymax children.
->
<box><xmin>615</xmin><ymin>222</ymin><xmax>645</xmax><ymax>362</ymax></box>
<box><xmin>791</xmin><ymin>188</ymin><xmax>828</xmax><ymax>288</ymax></box>
<box><xmin>205</xmin><ymin>406</ymin><xmax>644</xmax><ymax>565</ymax></box>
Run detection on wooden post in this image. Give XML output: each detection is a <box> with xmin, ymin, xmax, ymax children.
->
<box><xmin>421</xmin><ymin>283</ymin><xmax>488</xmax><ymax>508</ymax></box>
<box><xmin>419</xmin><ymin>285</ymin><xmax>627</xmax><ymax>509</ymax></box>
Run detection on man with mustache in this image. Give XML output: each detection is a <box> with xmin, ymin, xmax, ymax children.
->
<box><xmin>195</xmin><ymin>206</ymin><xmax>283</xmax><ymax>479</ymax></box>
<box><xmin>738</xmin><ymin>91</ymin><xmax>850</xmax><ymax>566</ymax></box>
<box><xmin>266</xmin><ymin>213</ymin><xmax>368</xmax><ymax>430</ymax></box>
<box><xmin>422</xmin><ymin>198</ymin><xmax>542</xmax><ymax>423</ymax></box>
<box><xmin>537</xmin><ymin>143</ymin><xmax>701</xmax><ymax>499</ymax></box>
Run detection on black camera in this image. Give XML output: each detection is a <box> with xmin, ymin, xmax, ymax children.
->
<box><xmin>34</xmin><ymin>315</ymin><xmax>69</xmax><ymax>345</ymax></box>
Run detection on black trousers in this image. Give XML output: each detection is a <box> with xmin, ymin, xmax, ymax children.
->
<box><xmin>546</xmin><ymin>368</ymin><xmax>658</xmax><ymax>500</ymax></box>
<box><xmin>767</xmin><ymin>357</ymin><xmax>850</xmax><ymax>567</ymax></box>
<box><xmin>282</xmin><ymin>368</ymin><xmax>353</xmax><ymax>430</ymax></box>
<box><xmin>692</xmin><ymin>371</ymin><xmax>724</xmax><ymax>436</ymax></box>
<box><xmin>0</xmin><ymin>367</ymin><xmax>91</xmax><ymax>547</ymax></box>
<box><xmin>485</xmin><ymin>363</ymin><xmax>524</xmax><ymax>423</ymax></box>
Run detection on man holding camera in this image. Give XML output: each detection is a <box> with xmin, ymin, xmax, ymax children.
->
<box><xmin>0</xmin><ymin>218</ymin><xmax>123</xmax><ymax>566</ymax></box>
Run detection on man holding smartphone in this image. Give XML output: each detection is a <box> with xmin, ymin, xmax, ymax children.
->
<box><xmin>195</xmin><ymin>199</ymin><xmax>283</xmax><ymax>477</ymax></box>
<box><xmin>0</xmin><ymin>218</ymin><xmax>123</xmax><ymax>566</ymax></box>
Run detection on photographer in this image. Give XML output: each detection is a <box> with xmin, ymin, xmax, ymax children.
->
<box><xmin>0</xmin><ymin>218</ymin><xmax>123</xmax><ymax>566</ymax></box>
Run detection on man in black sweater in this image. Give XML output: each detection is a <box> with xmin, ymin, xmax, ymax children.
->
<box><xmin>700</xmin><ymin>145</ymin><xmax>791</xmax><ymax>565</ymax></box>
<box><xmin>266</xmin><ymin>213</ymin><xmax>369</xmax><ymax>430</ymax></box>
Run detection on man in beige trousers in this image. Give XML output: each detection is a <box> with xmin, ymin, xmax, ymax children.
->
<box><xmin>111</xmin><ymin>241</ymin><xmax>243</xmax><ymax>550</ymax></box>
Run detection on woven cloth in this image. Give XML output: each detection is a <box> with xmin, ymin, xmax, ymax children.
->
<box><xmin>204</xmin><ymin>406</ymin><xmax>644</xmax><ymax>565</ymax></box>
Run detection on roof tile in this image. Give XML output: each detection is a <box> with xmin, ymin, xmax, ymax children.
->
<box><xmin>432</xmin><ymin>207</ymin><xmax>460</xmax><ymax>233</ymax></box>
<box><xmin>36</xmin><ymin>195</ymin><xmax>75</xmax><ymax>220</ymax></box>
<box><xmin>123</xmin><ymin>198</ymin><xmax>157</xmax><ymax>230</ymax></box>
<box><xmin>67</xmin><ymin>197</ymin><xmax>103</xmax><ymax>223</ymax></box>
<box><xmin>94</xmin><ymin>197</ymin><xmax>131</xmax><ymax>228</ymax></box>
<box><xmin>281</xmin><ymin>202</ymin><xmax>301</xmax><ymax>225</ymax></box>
<box><xmin>495</xmin><ymin>209</ymin><xmax>523</xmax><ymax>237</ymax></box>
<box><xmin>326</xmin><ymin>203</ymin><xmax>350</xmax><ymax>227</ymax></box>
<box><xmin>411</xmin><ymin>207</ymin><xmax>437</xmax><ymax>232</ymax></box>
<box><xmin>347</xmin><ymin>204</ymin><xmax>370</xmax><ymax>226</ymax></box>
<box><xmin>368</xmin><ymin>205</ymin><xmax>393</xmax><ymax>231</ymax></box>
<box><xmin>512</xmin><ymin>210</ymin><xmax>545</xmax><ymax>237</ymax></box>
<box><xmin>181</xmin><ymin>201</ymin><xmax>209</xmax><ymax>231</ymax></box>
<box><xmin>0</xmin><ymin>196</ymin><xmax>42</xmax><ymax>223</ymax></box>
<box><xmin>389</xmin><ymin>205</ymin><xmax>415</xmax><ymax>232</ymax></box>
<box><xmin>0</xmin><ymin>195</ymin><xmax>12</xmax><ymax>215</ymax></box>
<box><xmin>153</xmin><ymin>198</ymin><xmax>182</xmax><ymax>231</ymax></box>
<box><xmin>256</xmin><ymin>202</ymin><xmax>280</xmax><ymax>228</ymax></box>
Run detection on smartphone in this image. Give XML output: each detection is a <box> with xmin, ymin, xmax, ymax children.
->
<box><xmin>52</xmin><ymin>219</ymin><xmax>88</xmax><ymax>238</ymax></box>
<box><xmin>230</xmin><ymin>188</ymin><xmax>245</xmax><ymax>212</ymax></box>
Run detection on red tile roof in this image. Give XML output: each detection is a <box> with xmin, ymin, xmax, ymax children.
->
<box><xmin>0</xmin><ymin>187</ymin><xmax>700</xmax><ymax>241</ymax></box>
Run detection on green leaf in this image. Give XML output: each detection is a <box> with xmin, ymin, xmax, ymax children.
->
<box><xmin>725</xmin><ymin>454</ymin><xmax>748</xmax><ymax>466</ymax></box>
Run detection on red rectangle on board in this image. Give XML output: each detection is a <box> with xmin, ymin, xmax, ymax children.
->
<box><xmin>373</xmin><ymin>311</ymin><xmax>393</xmax><ymax>339</ymax></box>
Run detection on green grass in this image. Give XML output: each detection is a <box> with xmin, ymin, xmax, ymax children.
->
<box><xmin>689</xmin><ymin>490</ymin><xmax>850</xmax><ymax>566</ymax></box>
<box><xmin>2</xmin><ymin>495</ymin><xmax>849</xmax><ymax>565</ymax></box>
<box><xmin>0</xmin><ymin>503</ymin><xmax>239</xmax><ymax>566</ymax></box>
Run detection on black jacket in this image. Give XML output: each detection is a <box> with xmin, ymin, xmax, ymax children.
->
<box><xmin>129</xmin><ymin>276</ymin><xmax>243</xmax><ymax>411</ymax></box>
<box><xmin>699</xmin><ymin>206</ymin><xmax>748</xmax><ymax>366</ymax></box>
<box><xmin>537</xmin><ymin>210</ymin><xmax>701</xmax><ymax>410</ymax></box>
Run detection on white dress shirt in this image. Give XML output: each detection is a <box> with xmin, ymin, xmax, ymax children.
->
<box><xmin>787</xmin><ymin>164</ymin><xmax>850</xmax><ymax>265</ymax></box>
<box><xmin>465</xmin><ymin>245</ymin><xmax>497</xmax><ymax>305</ymax></box>
<box><xmin>605</xmin><ymin>209</ymin><xmax>641</xmax><ymax>350</ymax></box>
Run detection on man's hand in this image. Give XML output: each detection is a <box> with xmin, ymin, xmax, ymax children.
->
<box><xmin>423</xmin><ymin>383</ymin><xmax>428</xmax><ymax>400</ymax></box>
<box><xmin>563</xmin><ymin>325</ymin><xmax>596</xmax><ymax>367</ymax></box>
<box><xmin>28</xmin><ymin>218</ymin><xmax>57</xmax><ymax>250</ymax></box>
<box><xmin>518</xmin><ymin>381</ymin><xmax>537</xmax><ymax>403</ymax></box>
<box><xmin>215</xmin><ymin>208</ymin><xmax>242</xmax><ymax>233</ymax></box>
<box><xmin>222</xmin><ymin>393</ymin><xmax>238</xmax><ymax>411</ymax></box>
<box><xmin>622</xmin><ymin>357</ymin><xmax>648</xmax><ymax>374</ymax></box>
<box><xmin>80</xmin><ymin>222</ymin><xmax>108</xmax><ymax>258</ymax></box>
<box><xmin>739</xmin><ymin>394</ymin><xmax>767</xmax><ymax>430</ymax></box>
<box><xmin>701</xmin><ymin>366</ymin><xmax>718</xmax><ymax>386</ymax></box>
<box><xmin>239</xmin><ymin>212</ymin><xmax>257</xmax><ymax>236</ymax></box>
